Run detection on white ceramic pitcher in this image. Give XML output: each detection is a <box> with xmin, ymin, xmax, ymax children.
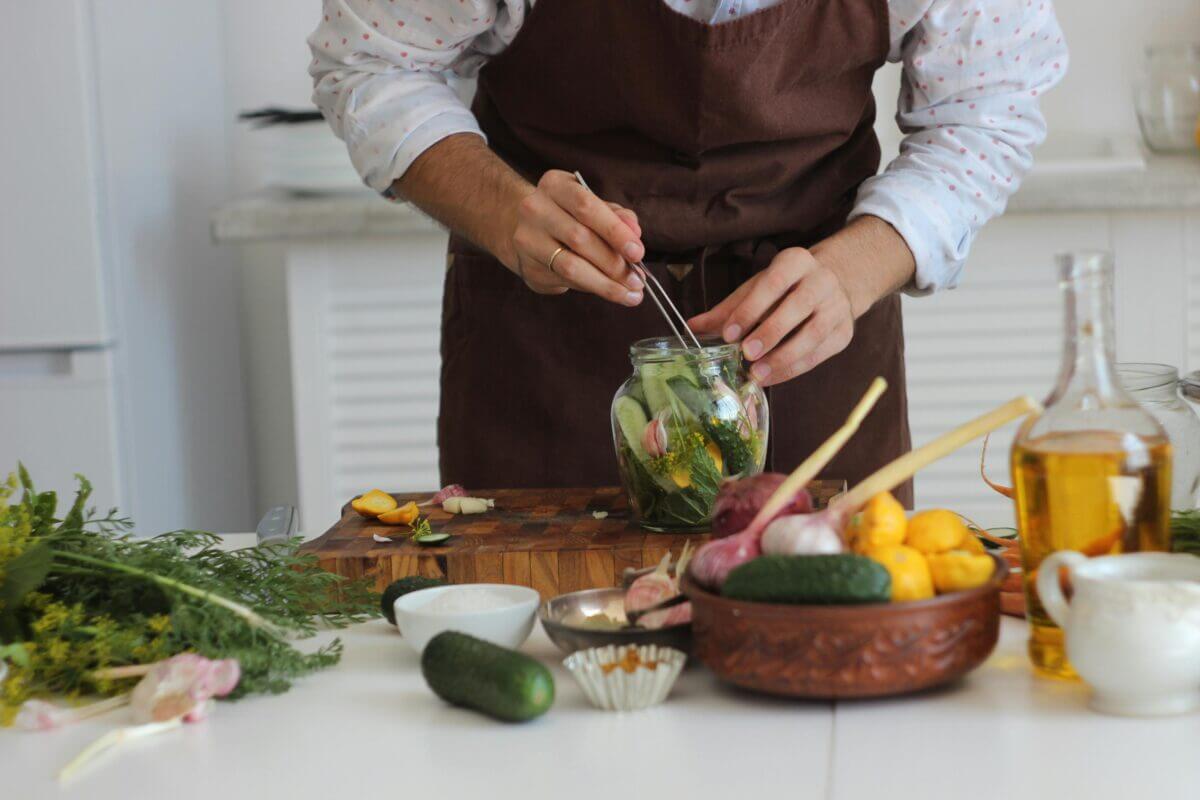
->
<box><xmin>1037</xmin><ymin>551</ymin><xmax>1200</xmax><ymax>716</ymax></box>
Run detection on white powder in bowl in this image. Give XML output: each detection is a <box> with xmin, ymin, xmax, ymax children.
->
<box><xmin>417</xmin><ymin>586</ymin><xmax>525</xmax><ymax>614</ymax></box>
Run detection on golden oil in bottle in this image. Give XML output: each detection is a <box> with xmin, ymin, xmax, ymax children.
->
<box><xmin>1012</xmin><ymin>430</ymin><xmax>1172</xmax><ymax>678</ymax></box>
<box><xmin>1010</xmin><ymin>251</ymin><xmax>1172</xmax><ymax>679</ymax></box>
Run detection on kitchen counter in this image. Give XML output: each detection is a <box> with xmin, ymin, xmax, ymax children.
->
<box><xmin>211</xmin><ymin>153</ymin><xmax>1200</xmax><ymax>243</ymax></box>
<box><xmin>5</xmin><ymin>614</ymin><xmax>1198</xmax><ymax>799</ymax></box>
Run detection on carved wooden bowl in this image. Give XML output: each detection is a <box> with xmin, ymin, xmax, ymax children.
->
<box><xmin>681</xmin><ymin>554</ymin><xmax>1008</xmax><ymax>699</ymax></box>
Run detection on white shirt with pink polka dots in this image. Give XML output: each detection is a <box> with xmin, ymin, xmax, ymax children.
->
<box><xmin>308</xmin><ymin>0</ymin><xmax>1067</xmax><ymax>294</ymax></box>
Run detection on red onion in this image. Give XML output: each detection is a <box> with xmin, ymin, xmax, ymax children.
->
<box><xmin>710</xmin><ymin>473</ymin><xmax>812</xmax><ymax>538</ymax></box>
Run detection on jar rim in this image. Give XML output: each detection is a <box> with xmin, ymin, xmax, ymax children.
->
<box><xmin>1117</xmin><ymin>362</ymin><xmax>1179</xmax><ymax>393</ymax></box>
<box><xmin>629</xmin><ymin>335</ymin><xmax>741</xmax><ymax>363</ymax></box>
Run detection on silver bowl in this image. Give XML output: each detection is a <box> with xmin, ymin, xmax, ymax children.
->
<box><xmin>538</xmin><ymin>587</ymin><xmax>692</xmax><ymax>656</ymax></box>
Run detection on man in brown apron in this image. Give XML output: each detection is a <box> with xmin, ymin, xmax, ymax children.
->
<box><xmin>402</xmin><ymin>0</ymin><xmax>913</xmax><ymax>504</ymax></box>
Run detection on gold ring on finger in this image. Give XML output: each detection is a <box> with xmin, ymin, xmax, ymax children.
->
<box><xmin>547</xmin><ymin>246</ymin><xmax>567</xmax><ymax>275</ymax></box>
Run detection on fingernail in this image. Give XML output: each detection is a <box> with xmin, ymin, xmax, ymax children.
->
<box><xmin>623</xmin><ymin>242</ymin><xmax>643</xmax><ymax>260</ymax></box>
<box><xmin>627</xmin><ymin>273</ymin><xmax>644</xmax><ymax>291</ymax></box>
<box><xmin>723</xmin><ymin>324</ymin><xmax>741</xmax><ymax>342</ymax></box>
<box><xmin>751</xmin><ymin>362</ymin><xmax>772</xmax><ymax>382</ymax></box>
<box><xmin>743</xmin><ymin>339</ymin><xmax>763</xmax><ymax>359</ymax></box>
<box><xmin>625</xmin><ymin>291</ymin><xmax>643</xmax><ymax>306</ymax></box>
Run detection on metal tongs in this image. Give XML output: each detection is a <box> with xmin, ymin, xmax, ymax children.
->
<box><xmin>573</xmin><ymin>172</ymin><xmax>703</xmax><ymax>352</ymax></box>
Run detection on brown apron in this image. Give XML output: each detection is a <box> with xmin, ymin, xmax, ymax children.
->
<box><xmin>438</xmin><ymin>0</ymin><xmax>912</xmax><ymax>505</ymax></box>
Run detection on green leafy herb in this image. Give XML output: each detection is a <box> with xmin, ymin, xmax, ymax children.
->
<box><xmin>1171</xmin><ymin>509</ymin><xmax>1200</xmax><ymax>557</ymax></box>
<box><xmin>0</xmin><ymin>466</ymin><xmax>378</xmax><ymax>721</ymax></box>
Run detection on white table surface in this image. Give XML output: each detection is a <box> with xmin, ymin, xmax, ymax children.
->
<box><xmin>5</xmin><ymin>533</ymin><xmax>1198</xmax><ymax>798</ymax></box>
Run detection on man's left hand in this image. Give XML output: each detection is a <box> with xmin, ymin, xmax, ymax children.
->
<box><xmin>688</xmin><ymin>247</ymin><xmax>854</xmax><ymax>387</ymax></box>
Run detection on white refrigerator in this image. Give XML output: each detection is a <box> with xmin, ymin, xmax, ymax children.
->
<box><xmin>0</xmin><ymin>2</ymin><xmax>123</xmax><ymax>511</ymax></box>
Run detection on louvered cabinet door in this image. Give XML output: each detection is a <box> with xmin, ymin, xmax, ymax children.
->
<box><xmin>901</xmin><ymin>214</ymin><xmax>1112</xmax><ymax>526</ymax></box>
<box><xmin>287</xmin><ymin>231</ymin><xmax>448</xmax><ymax>533</ymax></box>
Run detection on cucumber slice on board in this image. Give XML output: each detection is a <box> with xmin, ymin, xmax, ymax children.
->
<box><xmin>613</xmin><ymin>395</ymin><xmax>651</xmax><ymax>459</ymax></box>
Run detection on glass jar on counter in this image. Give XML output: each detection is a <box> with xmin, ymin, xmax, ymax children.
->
<box><xmin>612</xmin><ymin>336</ymin><xmax>768</xmax><ymax>532</ymax></box>
<box><xmin>1134</xmin><ymin>44</ymin><xmax>1200</xmax><ymax>153</ymax></box>
<box><xmin>1119</xmin><ymin>363</ymin><xmax>1200</xmax><ymax>509</ymax></box>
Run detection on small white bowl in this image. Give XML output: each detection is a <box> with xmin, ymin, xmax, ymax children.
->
<box><xmin>394</xmin><ymin>584</ymin><xmax>539</xmax><ymax>654</ymax></box>
<box><xmin>563</xmin><ymin>644</ymin><xmax>686</xmax><ymax>711</ymax></box>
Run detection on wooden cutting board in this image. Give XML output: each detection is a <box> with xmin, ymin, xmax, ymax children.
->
<box><xmin>302</xmin><ymin>483</ymin><xmax>843</xmax><ymax>598</ymax></box>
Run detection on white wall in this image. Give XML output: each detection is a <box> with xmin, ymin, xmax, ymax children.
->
<box><xmin>91</xmin><ymin>2</ymin><xmax>254</xmax><ymax>533</ymax></box>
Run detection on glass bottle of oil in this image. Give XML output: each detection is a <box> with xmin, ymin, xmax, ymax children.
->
<box><xmin>1011</xmin><ymin>251</ymin><xmax>1172</xmax><ymax>679</ymax></box>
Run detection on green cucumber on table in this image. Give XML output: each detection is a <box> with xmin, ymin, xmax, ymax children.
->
<box><xmin>381</xmin><ymin>576</ymin><xmax>446</xmax><ymax>625</ymax></box>
<box><xmin>421</xmin><ymin>631</ymin><xmax>555</xmax><ymax>722</ymax></box>
<box><xmin>722</xmin><ymin>555</ymin><xmax>892</xmax><ymax>605</ymax></box>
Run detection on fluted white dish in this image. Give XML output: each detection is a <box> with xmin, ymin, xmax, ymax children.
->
<box><xmin>562</xmin><ymin>644</ymin><xmax>686</xmax><ymax>712</ymax></box>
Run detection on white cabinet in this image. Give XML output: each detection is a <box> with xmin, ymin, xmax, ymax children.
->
<box><xmin>0</xmin><ymin>1</ymin><xmax>108</xmax><ymax>349</ymax></box>
<box><xmin>0</xmin><ymin>350</ymin><xmax>121</xmax><ymax>508</ymax></box>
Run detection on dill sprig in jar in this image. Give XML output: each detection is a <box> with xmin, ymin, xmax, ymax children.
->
<box><xmin>612</xmin><ymin>336</ymin><xmax>768</xmax><ymax>532</ymax></box>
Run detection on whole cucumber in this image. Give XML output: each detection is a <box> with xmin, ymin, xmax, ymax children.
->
<box><xmin>722</xmin><ymin>554</ymin><xmax>891</xmax><ymax>605</ymax></box>
<box><xmin>421</xmin><ymin>631</ymin><xmax>555</xmax><ymax>722</ymax></box>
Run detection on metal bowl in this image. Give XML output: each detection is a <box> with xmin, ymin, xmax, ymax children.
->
<box><xmin>538</xmin><ymin>587</ymin><xmax>693</xmax><ymax>656</ymax></box>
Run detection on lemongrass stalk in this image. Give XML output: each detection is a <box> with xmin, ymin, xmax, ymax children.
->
<box><xmin>92</xmin><ymin>664</ymin><xmax>155</xmax><ymax>680</ymax></box>
<box><xmin>59</xmin><ymin>717</ymin><xmax>183</xmax><ymax>783</ymax></box>
<box><xmin>53</xmin><ymin>552</ymin><xmax>289</xmax><ymax>640</ymax></box>
<box><xmin>745</xmin><ymin>377</ymin><xmax>887</xmax><ymax>537</ymax></box>
<box><xmin>838</xmin><ymin>395</ymin><xmax>1041</xmax><ymax>512</ymax></box>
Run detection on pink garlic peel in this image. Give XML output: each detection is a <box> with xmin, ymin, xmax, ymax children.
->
<box><xmin>710</xmin><ymin>473</ymin><xmax>813</xmax><ymax>539</ymax></box>
<box><xmin>760</xmin><ymin>512</ymin><xmax>847</xmax><ymax>556</ymax></box>
<box><xmin>689</xmin><ymin>528</ymin><xmax>762</xmax><ymax>589</ymax></box>
<box><xmin>129</xmin><ymin>654</ymin><xmax>240</xmax><ymax>724</ymax></box>
<box><xmin>14</xmin><ymin>693</ymin><xmax>131</xmax><ymax>733</ymax></box>
<box><xmin>641</xmin><ymin>412</ymin><xmax>670</xmax><ymax>459</ymax></box>
<box><xmin>638</xmin><ymin>601</ymin><xmax>693</xmax><ymax>629</ymax></box>
<box><xmin>625</xmin><ymin>553</ymin><xmax>675</xmax><ymax>614</ymax></box>
<box><xmin>421</xmin><ymin>484</ymin><xmax>467</xmax><ymax>507</ymax></box>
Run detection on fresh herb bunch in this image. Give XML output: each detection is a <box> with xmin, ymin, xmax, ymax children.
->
<box><xmin>1171</xmin><ymin>509</ymin><xmax>1200</xmax><ymax>557</ymax></box>
<box><xmin>624</xmin><ymin>430</ymin><xmax>724</xmax><ymax>528</ymax></box>
<box><xmin>0</xmin><ymin>466</ymin><xmax>377</xmax><ymax>723</ymax></box>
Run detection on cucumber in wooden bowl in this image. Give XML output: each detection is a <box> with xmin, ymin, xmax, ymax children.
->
<box><xmin>722</xmin><ymin>554</ymin><xmax>891</xmax><ymax>605</ymax></box>
<box><xmin>421</xmin><ymin>631</ymin><xmax>555</xmax><ymax>722</ymax></box>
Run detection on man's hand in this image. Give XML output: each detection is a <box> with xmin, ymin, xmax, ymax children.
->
<box><xmin>689</xmin><ymin>248</ymin><xmax>854</xmax><ymax>386</ymax></box>
<box><xmin>688</xmin><ymin>216</ymin><xmax>916</xmax><ymax>386</ymax></box>
<box><xmin>506</xmin><ymin>170</ymin><xmax>646</xmax><ymax>306</ymax></box>
<box><xmin>396</xmin><ymin>136</ymin><xmax>646</xmax><ymax>307</ymax></box>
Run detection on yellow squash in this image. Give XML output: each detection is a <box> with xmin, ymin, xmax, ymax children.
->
<box><xmin>905</xmin><ymin>509</ymin><xmax>968</xmax><ymax>554</ymax></box>
<box><xmin>849</xmin><ymin>492</ymin><xmax>907</xmax><ymax>553</ymax></box>
<box><xmin>867</xmin><ymin>544</ymin><xmax>934</xmax><ymax>602</ymax></box>
<box><xmin>378</xmin><ymin>500</ymin><xmax>420</xmax><ymax>525</ymax></box>
<box><xmin>351</xmin><ymin>489</ymin><xmax>398</xmax><ymax>518</ymax></box>
<box><xmin>928</xmin><ymin>550</ymin><xmax>996</xmax><ymax>593</ymax></box>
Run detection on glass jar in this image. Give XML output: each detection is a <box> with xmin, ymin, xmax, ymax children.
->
<box><xmin>1011</xmin><ymin>252</ymin><xmax>1172</xmax><ymax>679</ymax></box>
<box><xmin>1118</xmin><ymin>363</ymin><xmax>1200</xmax><ymax>509</ymax></box>
<box><xmin>612</xmin><ymin>336</ymin><xmax>768</xmax><ymax>532</ymax></box>
<box><xmin>1133</xmin><ymin>44</ymin><xmax>1200</xmax><ymax>153</ymax></box>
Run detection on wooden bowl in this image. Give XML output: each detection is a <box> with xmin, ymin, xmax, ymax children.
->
<box><xmin>681</xmin><ymin>553</ymin><xmax>1008</xmax><ymax>699</ymax></box>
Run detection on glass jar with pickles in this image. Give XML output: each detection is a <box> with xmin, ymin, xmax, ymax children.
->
<box><xmin>1011</xmin><ymin>251</ymin><xmax>1172</xmax><ymax>679</ymax></box>
<box><xmin>612</xmin><ymin>336</ymin><xmax>768</xmax><ymax>531</ymax></box>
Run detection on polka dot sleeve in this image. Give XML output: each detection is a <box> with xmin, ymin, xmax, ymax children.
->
<box><xmin>851</xmin><ymin>0</ymin><xmax>1068</xmax><ymax>294</ymax></box>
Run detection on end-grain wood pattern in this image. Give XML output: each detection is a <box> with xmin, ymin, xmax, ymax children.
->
<box><xmin>302</xmin><ymin>484</ymin><xmax>842</xmax><ymax>598</ymax></box>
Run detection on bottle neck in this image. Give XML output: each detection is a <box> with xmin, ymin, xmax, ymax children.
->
<box><xmin>1052</xmin><ymin>259</ymin><xmax>1124</xmax><ymax>404</ymax></box>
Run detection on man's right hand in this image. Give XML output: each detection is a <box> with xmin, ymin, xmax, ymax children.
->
<box><xmin>397</xmin><ymin>136</ymin><xmax>646</xmax><ymax>307</ymax></box>
<box><xmin>502</xmin><ymin>170</ymin><xmax>646</xmax><ymax>306</ymax></box>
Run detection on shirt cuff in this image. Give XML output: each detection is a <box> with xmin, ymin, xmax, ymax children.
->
<box><xmin>849</xmin><ymin>174</ymin><xmax>970</xmax><ymax>297</ymax></box>
<box><xmin>351</xmin><ymin>110</ymin><xmax>486</xmax><ymax>195</ymax></box>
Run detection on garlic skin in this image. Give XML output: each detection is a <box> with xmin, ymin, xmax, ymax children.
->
<box><xmin>760</xmin><ymin>514</ymin><xmax>845</xmax><ymax>556</ymax></box>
